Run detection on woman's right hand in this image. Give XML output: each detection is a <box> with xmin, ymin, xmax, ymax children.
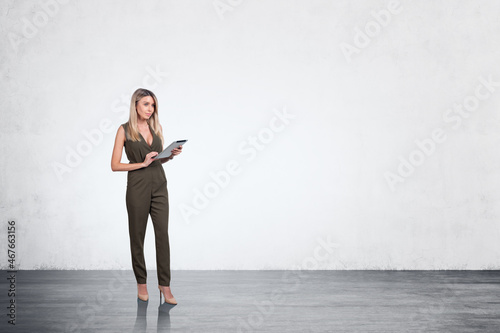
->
<box><xmin>142</xmin><ymin>151</ymin><xmax>159</xmax><ymax>167</ymax></box>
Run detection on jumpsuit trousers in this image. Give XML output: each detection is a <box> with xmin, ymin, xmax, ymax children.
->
<box><xmin>122</xmin><ymin>122</ymin><xmax>171</xmax><ymax>287</ymax></box>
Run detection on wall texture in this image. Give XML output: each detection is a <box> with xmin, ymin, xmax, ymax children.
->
<box><xmin>1</xmin><ymin>0</ymin><xmax>500</xmax><ymax>270</ymax></box>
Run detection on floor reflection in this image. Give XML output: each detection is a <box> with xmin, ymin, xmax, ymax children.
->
<box><xmin>157</xmin><ymin>302</ymin><xmax>176</xmax><ymax>332</ymax></box>
<box><xmin>132</xmin><ymin>298</ymin><xmax>148</xmax><ymax>333</ymax></box>
<box><xmin>132</xmin><ymin>297</ymin><xmax>177</xmax><ymax>332</ymax></box>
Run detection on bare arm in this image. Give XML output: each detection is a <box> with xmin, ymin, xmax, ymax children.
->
<box><xmin>158</xmin><ymin>146</ymin><xmax>182</xmax><ymax>164</ymax></box>
<box><xmin>158</xmin><ymin>155</ymin><xmax>174</xmax><ymax>164</ymax></box>
<box><xmin>157</xmin><ymin>124</ymin><xmax>183</xmax><ymax>164</ymax></box>
<box><xmin>111</xmin><ymin>126</ymin><xmax>158</xmax><ymax>171</ymax></box>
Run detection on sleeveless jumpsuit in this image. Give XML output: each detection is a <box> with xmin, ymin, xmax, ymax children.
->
<box><xmin>122</xmin><ymin>122</ymin><xmax>171</xmax><ymax>286</ymax></box>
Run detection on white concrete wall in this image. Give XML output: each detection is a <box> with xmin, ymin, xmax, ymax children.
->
<box><xmin>1</xmin><ymin>0</ymin><xmax>499</xmax><ymax>270</ymax></box>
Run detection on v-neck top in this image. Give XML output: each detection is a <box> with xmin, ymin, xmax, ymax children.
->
<box><xmin>122</xmin><ymin>122</ymin><xmax>163</xmax><ymax>167</ymax></box>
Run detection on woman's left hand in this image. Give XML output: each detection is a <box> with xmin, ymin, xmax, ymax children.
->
<box><xmin>169</xmin><ymin>146</ymin><xmax>183</xmax><ymax>159</ymax></box>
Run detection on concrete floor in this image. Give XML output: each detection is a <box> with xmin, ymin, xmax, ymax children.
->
<box><xmin>1</xmin><ymin>270</ymin><xmax>499</xmax><ymax>332</ymax></box>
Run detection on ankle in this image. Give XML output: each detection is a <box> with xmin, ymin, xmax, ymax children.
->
<box><xmin>137</xmin><ymin>284</ymin><xmax>148</xmax><ymax>293</ymax></box>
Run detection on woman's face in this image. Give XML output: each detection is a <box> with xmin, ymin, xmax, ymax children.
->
<box><xmin>136</xmin><ymin>96</ymin><xmax>155</xmax><ymax>121</ymax></box>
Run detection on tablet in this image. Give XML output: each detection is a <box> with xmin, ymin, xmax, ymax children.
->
<box><xmin>154</xmin><ymin>140</ymin><xmax>187</xmax><ymax>159</ymax></box>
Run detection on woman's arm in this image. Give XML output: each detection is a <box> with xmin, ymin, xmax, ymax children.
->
<box><xmin>111</xmin><ymin>126</ymin><xmax>158</xmax><ymax>171</ymax></box>
<box><xmin>158</xmin><ymin>147</ymin><xmax>183</xmax><ymax>164</ymax></box>
<box><xmin>158</xmin><ymin>155</ymin><xmax>174</xmax><ymax>164</ymax></box>
<box><xmin>157</xmin><ymin>124</ymin><xmax>183</xmax><ymax>164</ymax></box>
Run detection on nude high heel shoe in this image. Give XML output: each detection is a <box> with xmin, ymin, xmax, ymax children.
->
<box><xmin>158</xmin><ymin>285</ymin><xmax>177</xmax><ymax>305</ymax></box>
<box><xmin>137</xmin><ymin>284</ymin><xmax>149</xmax><ymax>302</ymax></box>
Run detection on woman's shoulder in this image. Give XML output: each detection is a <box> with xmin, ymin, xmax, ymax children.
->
<box><xmin>120</xmin><ymin>122</ymin><xmax>131</xmax><ymax>140</ymax></box>
<box><xmin>120</xmin><ymin>122</ymin><xmax>130</xmax><ymax>132</ymax></box>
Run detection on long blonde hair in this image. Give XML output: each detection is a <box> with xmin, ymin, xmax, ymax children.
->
<box><xmin>127</xmin><ymin>88</ymin><xmax>164</xmax><ymax>146</ymax></box>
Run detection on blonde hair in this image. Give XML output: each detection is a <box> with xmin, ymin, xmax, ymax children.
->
<box><xmin>127</xmin><ymin>88</ymin><xmax>164</xmax><ymax>146</ymax></box>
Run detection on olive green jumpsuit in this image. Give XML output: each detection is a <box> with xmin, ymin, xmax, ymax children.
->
<box><xmin>122</xmin><ymin>122</ymin><xmax>171</xmax><ymax>286</ymax></box>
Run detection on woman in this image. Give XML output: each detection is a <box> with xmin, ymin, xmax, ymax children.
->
<box><xmin>111</xmin><ymin>88</ymin><xmax>182</xmax><ymax>305</ymax></box>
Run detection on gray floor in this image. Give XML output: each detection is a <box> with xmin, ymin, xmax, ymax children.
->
<box><xmin>1</xmin><ymin>270</ymin><xmax>499</xmax><ymax>332</ymax></box>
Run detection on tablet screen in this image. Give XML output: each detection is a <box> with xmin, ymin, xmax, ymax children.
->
<box><xmin>154</xmin><ymin>140</ymin><xmax>187</xmax><ymax>159</ymax></box>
